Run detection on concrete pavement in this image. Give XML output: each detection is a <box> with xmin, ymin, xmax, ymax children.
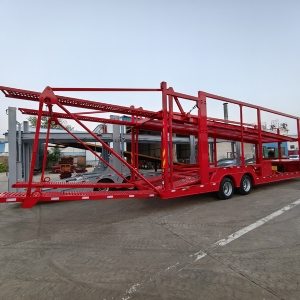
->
<box><xmin>0</xmin><ymin>171</ymin><xmax>300</xmax><ymax>299</ymax></box>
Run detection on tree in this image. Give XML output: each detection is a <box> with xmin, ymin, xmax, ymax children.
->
<box><xmin>27</xmin><ymin>116</ymin><xmax>74</xmax><ymax>131</ymax></box>
<box><xmin>47</xmin><ymin>145</ymin><xmax>62</xmax><ymax>168</ymax></box>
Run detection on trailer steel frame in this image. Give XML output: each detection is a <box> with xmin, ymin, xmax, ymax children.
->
<box><xmin>1</xmin><ymin>82</ymin><xmax>300</xmax><ymax>208</ymax></box>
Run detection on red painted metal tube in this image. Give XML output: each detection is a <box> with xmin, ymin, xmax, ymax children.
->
<box><xmin>13</xmin><ymin>182</ymin><xmax>135</xmax><ymax>189</ymax></box>
<box><xmin>239</xmin><ymin>104</ymin><xmax>245</xmax><ymax>165</ymax></box>
<box><xmin>168</xmin><ymin>94</ymin><xmax>174</xmax><ymax>189</ymax></box>
<box><xmin>130</xmin><ymin>117</ymin><xmax>136</xmax><ymax>180</ymax></box>
<box><xmin>25</xmin><ymin>101</ymin><xmax>44</xmax><ymax>198</ymax></box>
<box><xmin>167</xmin><ymin>89</ymin><xmax>199</xmax><ymax>102</ymax></box>
<box><xmin>298</xmin><ymin>119</ymin><xmax>300</xmax><ymax>154</ymax></box>
<box><xmin>135</xmin><ymin>129</ymin><xmax>139</xmax><ymax>171</ymax></box>
<box><xmin>197</xmin><ymin>93</ymin><xmax>209</xmax><ymax>184</ymax></box>
<box><xmin>201</xmin><ymin>91</ymin><xmax>298</xmax><ymax>120</ymax></box>
<box><xmin>256</xmin><ymin>108</ymin><xmax>263</xmax><ymax>166</ymax></box>
<box><xmin>55</xmin><ymin>100</ymin><xmax>161</xmax><ymax>194</ymax></box>
<box><xmin>51</xmin><ymin>87</ymin><xmax>162</xmax><ymax>92</ymax></box>
<box><xmin>161</xmin><ymin>82</ymin><xmax>169</xmax><ymax>191</ymax></box>
<box><xmin>19</xmin><ymin>108</ymin><xmax>136</xmax><ymax>126</ymax></box>
<box><xmin>40</xmin><ymin>117</ymin><xmax>52</xmax><ymax>181</ymax></box>
<box><xmin>2</xmin><ymin>85</ymin><xmax>300</xmax><ymax>121</ymax></box>
<box><xmin>173</xmin><ymin>96</ymin><xmax>186</xmax><ymax>116</ymax></box>
<box><xmin>58</xmin><ymin>121</ymin><xmax>128</xmax><ymax>182</ymax></box>
<box><xmin>19</xmin><ymin>107</ymin><xmax>296</xmax><ymax>145</ymax></box>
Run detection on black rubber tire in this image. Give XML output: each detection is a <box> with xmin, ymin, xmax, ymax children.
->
<box><xmin>93</xmin><ymin>178</ymin><xmax>114</xmax><ymax>191</ymax></box>
<box><xmin>217</xmin><ymin>177</ymin><xmax>234</xmax><ymax>200</ymax></box>
<box><xmin>237</xmin><ymin>175</ymin><xmax>252</xmax><ymax>195</ymax></box>
<box><xmin>122</xmin><ymin>176</ymin><xmax>136</xmax><ymax>190</ymax></box>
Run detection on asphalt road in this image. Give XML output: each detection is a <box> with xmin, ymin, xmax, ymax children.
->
<box><xmin>0</xmin><ymin>172</ymin><xmax>299</xmax><ymax>300</ymax></box>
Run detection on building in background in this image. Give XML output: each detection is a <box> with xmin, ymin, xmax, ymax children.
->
<box><xmin>0</xmin><ymin>140</ymin><xmax>8</xmax><ymax>156</ymax></box>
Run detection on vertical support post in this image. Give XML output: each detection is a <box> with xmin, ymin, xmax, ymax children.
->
<box><xmin>231</xmin><ymin>142</ymin><xmax>235</xmax><ymax>158</ymax></box>
<box><xmin>277</xmin><ymin>128</ymin><xmax>281</xmax><ymax>158</ymax></box>
<box><xmin>23</xmin><ymin>100</ymin><xmax>44</xmax><ymax>208</ymax></box>
<box><xmin>161</xmin><ymin>82</ymin><xmax>169</xmax><ymax>190</ymax></box>
<box><xmin>223</xmin><ymin>103</ymin><xmax>228</xmax><ymax>121</ymax></box>
<box><xmin>16</xmin><ymin>122</ymin><xmax>22</xmax><ymax>184</ymax></box>
<box><xmin>168</xmin><ymin>94</ymin><xmax>174</xmax><ymax>188</ymax></box>
<box><xmin>135</xmin><ymin>128</ymin><xmax>139</xmax><ymax>172</ymax></box>
<box><xmin>111</xmin><ymin>115</ymin><xmax>122</xmax><ymax>172</ymax></box>
<box><xmin>189</xmin><ymin>136</ymin><xmax>196</xmax><ymax>164</ymax></box>
<box><xmin>297</xmin><ymin>118</ymin><xmax>300</xmax><ymax>156</ymax></box>
<box><xmin>239</xmin><ymin>105</ymin><xmax>245</xmax><ymax>165</ymax></box>
<box><xmin>197</xmin><ymin>92</ymin><xmax>209</xmax><ymax>184</ymax></box>
<box><xmin>121</xmin><ymin>121</ymin><xmax>125</xmax><ymax>152</ymax></box>
<box><xmin>40</xmin><ymin>120</ymin><xmax>51</xmax><ymax>181</ymax></box>
<box><xmin>209</xmin><ymin>142</ymin><xmax>214</xmax><ymax>164</ymax></box>
<box><xmin>255</xmin><ymin>144</ymin><xmax>259</xmax><ymax>163</ymax></box>
<box><xmin>236</xmin><ymin>142</ymin><xmax>241</xmax><ymax>165</ymax></box>
<box><xmin>101</xmin><ymin>145</ymin><xmax>109</xmax><ymax>171</ymax></box>
<box><xmin>23</xmin><ymin>121</ymin><xmax>30</xmax><ymax>182</ymax></box>
<box><xmin>278</xmin><ymin>142</ymin><xmax>282</xmax><ymax>158</ymax></box>
<box><xmin>8</xmin><ymin>107</ymin><xmax>17</xmax><ymax>192</ymax></box>
<box><xmin>257</xmin><ymin>108</ymin><xmax>263</xmax><ymax>166</ymax></box>
<box><xmin>213</xmin><ymin>137</ymin><xmax>217</xmax><ymax>167</ymax></box>
<box><xmin>131</xmin><ymin>116</ymin><xmax>135</xmax><ymax>180</ymax></box>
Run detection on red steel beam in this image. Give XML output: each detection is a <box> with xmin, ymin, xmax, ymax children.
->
<box><xmin>51</xmin><ymin>87</ymin><xmax>162</xmax><ymax>92</ymax></box>
<box><xmin>13</xmin><ymin>182</ymin><xmax>135</xmax><ymax>189</ymax></box>
<box><xmin>2</xmin><ymin>85</ymin><xmax>299</xmax><ymax>121</ymax></box>
<box><xmin>1</xmin><ymin>82</ymin><xmax>299</xmax><ymax>209</ymax></box>
<box><xmin>0</xmin><ymin>86</ymin><xmax>158</xmax><ymax>118</ymax></box>
<box><xmin>18</xmin><ymin>108</ymin><xmax>136</xmax><ymax>126</ymax></box>
<box><xmin>201</xmin><ymin>91</ymin><xmax>299</xmax><ymax>120</ymax></box>
<box><xmin>0</xmin><ymin>190</ymin><xmax>159</xmax><ymax>204</ymax></box>
<box><xmin>19</xmin><ymin>108</ymin><xmax>297</xmax><ymax>144</ymax></box>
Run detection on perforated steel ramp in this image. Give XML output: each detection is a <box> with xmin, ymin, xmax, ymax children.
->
<box><xmin>0</xmin><ymin>190</ymin><xmax>158</xmax><ymax>204</ymax></box>
<box><xmin>0</xmin><ymin>86</ymin><xmax>159</xmax><ymax>118</ymax></box>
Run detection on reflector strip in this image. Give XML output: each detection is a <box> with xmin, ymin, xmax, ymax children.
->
<box><xmin>51</xmin><ymin>197</ymin><xmax>59</xmax><ymax>201</ymax></box>
<box><xmin>6</xmin><ymin>198</ymin><xmax>16</xmax><ymax>202</ymax></box>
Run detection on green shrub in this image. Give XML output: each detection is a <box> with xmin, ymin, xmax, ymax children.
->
<box><xmin>0</xmin><ymin>163</ymin><xmax>8</xmax><ymax>173</ymax></box>
<box><xmin>46</xmin><ymin>146</ymin><xmax>62</xmax><ymax>169</ymax></box>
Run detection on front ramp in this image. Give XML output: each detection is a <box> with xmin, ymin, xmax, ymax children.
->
<box><xmin>0</xmin><ymin>190</ymin><xmax>159</xmax><ymax>208</ymax></box>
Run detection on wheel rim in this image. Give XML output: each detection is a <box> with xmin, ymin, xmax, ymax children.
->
<box><xmin>98</xmin><ymin>187</ymin><xmax>109</xmax><ymax>191</ymax></box>
<box><xmin>242</xmin><ymin>178</ymin><xmax>251</xmax><ymax>192</ymax></box>
<box><xmin>123</xmin><ymin>177</ymin><xmax>135</xmax><ymax>190</ymax></box>
<box><xmin>95</xmin><ymin>180</ymin><xmax>111</xmax><ymax>191</ymax></box>
<box><xmin>223</xmin><ymin>181</ymin><xmax>233</xmax><ymax>196</ymax></box>
<box><xmin>94</xmin><ymin>186</ymin><xmax>109</xmax><ymax>191</ymax></box>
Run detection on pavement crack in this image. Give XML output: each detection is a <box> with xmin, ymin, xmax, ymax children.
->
<box><xmin>146</xmin><ymin>216</ymin><xmax>199</xmax><ymax>250</ymax></box>
<box><xmin>205</xmin><ymin>252</ymin><xmax>284</xmax><ymax>300</ymax></box>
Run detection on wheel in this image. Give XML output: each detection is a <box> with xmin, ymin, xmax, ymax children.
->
<box><xmin>93</xmin><ymin>178</ymin><xmax>114</xmax><ymax>191</ymax></box>
<box><xmin>122</xmin><ymin>176</ymin><xmax>137</xmax><ymax>190</ymax></box>
<box><xmin>237</xmin><ymin>175</ymin><xmax>252</xmax><ymax>195</ymax></box>
<box><xmin>217</xmin><ymin>177</ymin><xmax>234</xmax><ymax>200</ymax></box>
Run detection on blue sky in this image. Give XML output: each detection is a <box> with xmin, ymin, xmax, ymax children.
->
<box><xmin>1</xmin><ymin>0</ymin><xmax>299</xmax><ymax>135</ymax></box>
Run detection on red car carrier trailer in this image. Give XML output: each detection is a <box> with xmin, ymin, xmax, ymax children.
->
<box><xmin>0</xmin><ymin>82</ymin><xmax>300</xmax><ymax>208</ymax></box>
